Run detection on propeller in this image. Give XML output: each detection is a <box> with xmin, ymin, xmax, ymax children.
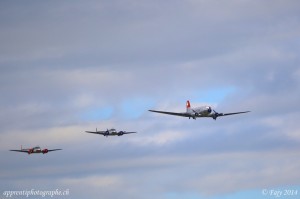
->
<box><xmin>212</xmin><ymin>110</ymin><xmax>223</xmax><ymax>120</ymax></box>
<box><xmin>28</xmin><ymin>148</ymin><xmax>33</xmax><ymax>154</ymax></box>
<box><xmin>42</xmin><ymin>149</ymin><xmax>48</xmax><ymax>154</ymax></box>
<box><xmin>192</xmin><ymin>110</ymin><xmax>199</xmax><ymax>116</ymax></box>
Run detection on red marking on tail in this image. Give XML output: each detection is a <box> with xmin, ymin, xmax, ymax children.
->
<box><xmin>186</xmin><ymin>100</ymin><xmax>191</xmax><ymax>109</ymax></box>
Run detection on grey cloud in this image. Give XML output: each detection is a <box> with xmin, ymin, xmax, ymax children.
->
<box><xmin>1</xmin><ymin>1</ymin><xmax>300</xmax><ymax>199</ymax></box>
<box><xmin>1</xmin><ymin>0</ymin><xmax>299</xmax><ymax>68</ymax></box>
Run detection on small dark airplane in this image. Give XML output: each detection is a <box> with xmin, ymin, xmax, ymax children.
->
<box><xmin>85</xmin><ymin>128</ymin><xmax>137</xmax><ymax>137</ymax></box>
<box><xmin>10</xmin><ymin>146</ymin><xmax>62</xmax><ymax>154</ymax></box>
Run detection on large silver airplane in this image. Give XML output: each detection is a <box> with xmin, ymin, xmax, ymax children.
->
<box><xmin>85</xmin><ymin>128</ymin><xmax>137</xmax><ymax>137</ymax></box>
<box><xmin>10</xmin><ymin>146</ymin><xmax>62</xmax><ymax>154</ymax></box>
<box><xmin>149</xmin><ymin>100</ymin><xmax>250</xmax><ymax>120</ymax></box>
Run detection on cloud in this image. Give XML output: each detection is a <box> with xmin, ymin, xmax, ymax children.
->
<box><xmin>1</xmin><ymin>0</ymin><xmax>300</xmax><ymax>198</ymax></box>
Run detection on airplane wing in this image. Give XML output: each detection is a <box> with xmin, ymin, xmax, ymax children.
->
<box><xmin>9</xmin><ymin>150</ymin><xmax>28</xmax><ymax>153</ymax></box>
<box><xmin>219</xmin><ymin>111</ymin><xmax>250</xmax><ymax>117</ymax></box>
<box><xmin>121</xmin><ymin>132</ymin><xmax>137</xmax><ymax>134</ymax></box>
<box><xmin>47</xmin><ymin>149</ymin><xmax>62</xmax><ymax>152</ymax></box>
<box><xmin>148</xmin><ymin>110</ymin><xmax>190</xmax><ymax>117</ymax></box>
<box><xmin>85</xmin><ymin>131</ymin><xmax>106</xmax><ymax>135</ymax></box>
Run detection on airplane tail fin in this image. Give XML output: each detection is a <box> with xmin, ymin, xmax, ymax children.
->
<box><xmin>186</xmin><ymin>100</ymin><xmax>191</xmax><ymax>112</ymax></box>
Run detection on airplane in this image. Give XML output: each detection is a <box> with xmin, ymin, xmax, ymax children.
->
<box><xmin>149</xmin><ymin>100</ymin><xmax>250</xmax><ymax>120</ymax></box>
<box><xmin>10</xmin><ymin>146</ymin><xmax>62</xmax><ymax>155</ymax></box>
<box><xmin>85</xmin><ymin>128</ymin><xmax>137</xmax><ymax>137</ymax></box>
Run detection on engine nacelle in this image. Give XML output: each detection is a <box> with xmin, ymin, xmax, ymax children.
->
<box><xmin>42</xmin><ymin>149</ymin><xmax>48</xmax><ymax>154</ymax></box>
<box><xmin>192</xmin><ymin>112</ymin><xmax>199</xmax><ymax>117</ymax></box>
<box><xmin>118</xmin><ymin>131</ymin><xmax>124</xmax><ymax>136</ymax></box>
<box><xmin>28</xmin><ymin>149</ymin><xmax>34</xmax><ymax>154</ymax></box>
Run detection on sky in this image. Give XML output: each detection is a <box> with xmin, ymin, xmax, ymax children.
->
<box><xmin>1</xmin><ymin>0</ymin><xmax>300</xmax><ymax>198</ymax></box>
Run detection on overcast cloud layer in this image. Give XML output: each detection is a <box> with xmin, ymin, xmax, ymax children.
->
<box><xmin>1</xmin><ymin>1</ymin><xmax>300</xmax><ymax>199</ymax></box>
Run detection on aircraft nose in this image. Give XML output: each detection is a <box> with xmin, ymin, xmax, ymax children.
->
<box><xmin>207</xmin><ymin>107</ymin><xmax>212</xmax><ymax>113</ymax></box>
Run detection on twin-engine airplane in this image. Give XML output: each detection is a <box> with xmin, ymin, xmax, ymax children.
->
<box><xmin>10</xmin><ymin>146</ymin><xmax>62</xmax><ymax>154</ymax></box>
<box><xmin>149</xmin><ymin>100</ymin><xmax>250</xmax><ymax>120</ymax></box>
<box><xmin>85</xmin><ymin>128</ymin><xmax>137</xmax><ymax>137</ymax></box>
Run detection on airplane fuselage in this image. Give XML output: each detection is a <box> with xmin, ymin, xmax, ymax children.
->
<box><xmin>187</xmin><ymin>106</ymin><xmax>212</xmax><ymax>119</ymax></box>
